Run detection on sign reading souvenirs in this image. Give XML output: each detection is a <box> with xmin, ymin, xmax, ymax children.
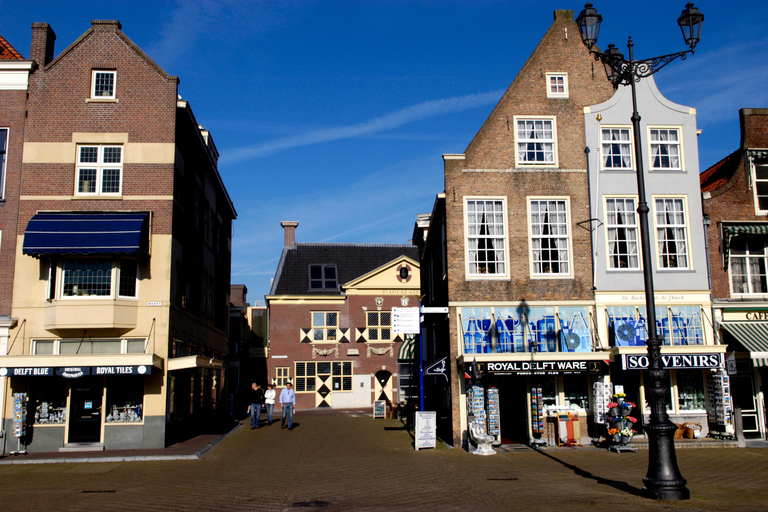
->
<box><xmin>621</xmin><ymin>353</ymin><xmax>724</xmax><ymax>370</ymax></box>
<box><xmin>472</xmin><ymin>360</ymin><xmax>609</xmax><ymax>376</ymax></box>
<box><xmin>0</xmin><ymin>365</ymin><xmax>151</xmax><ymax>378</ymax></box>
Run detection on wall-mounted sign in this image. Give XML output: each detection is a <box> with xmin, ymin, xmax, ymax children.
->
<box><xmin>425</xmin><ymin>357</ymin><xmax>448</xmax><ymax>382</ymax></box>
<box><xmin>479</xmin><ymin>359</ymin><xmax>609</xmax><ymax>376</ymax></box>
<box><xmin>621</xmin><ymin>353</ymin><xmax>724</xmax><ymax>370</ymax></box>
<box><xmin>0</xmin><ymin>365</ymin><xmax>151</xmax><ymax>378</ymax></box>
<box><xmin>392</xmin><ymin>307</ymin><xmax>420</xmax><ymax>334</ymax></box>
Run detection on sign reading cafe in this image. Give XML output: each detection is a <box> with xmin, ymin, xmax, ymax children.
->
<box><xmin>621</xmin><ymin>353</ymin><xmax>723</xmax><ymax>370</ymax></box>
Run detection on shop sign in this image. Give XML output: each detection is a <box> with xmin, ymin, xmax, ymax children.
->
<box><xmin>0</xmin><ymin>365</ymin><xmax>150</xmax><ymax>378</ymax></box>
<box><xmin>0</xmin><ymin>367</ymin><xmax>54</xmax><ymax>377</ymax></box>
<box><xmin>621</xmin><ymin>353</ymin><xmax>724</xmax><ymax>370</ymax></box>
<box><xmin>56</xmin><ymin>367</ymin><xmax>90</xmax><ymax>378</ymax></box>
<box><xmin>481</xmin><ymin>360</ymin><xmax>608</xmax><ymax>376</ymax></box>
<box><xmin>425</xmin><ymin>357</ymin><xmax>448</xmax><ymax>382</ymax></box>
<box><xmin>92</xmin><ymin>365</ymin><xmax>150</xmax><ymax>375</ymax></box>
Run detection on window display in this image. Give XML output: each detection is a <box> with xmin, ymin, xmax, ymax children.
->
<box><xmin>676</xmin><ymin>370</ymin><xmax>705</xmax><ymax>411</ymax></box>
<box><xmin>564</xmin><ymin>375</ymin><xmax>589</xmax><ymax>409</ymax></box>
<box><xmin>105</xmin><ymin>377</ymin><xmax>143</xmax><ymax>423</ymax></box>
<box><xmin>31</xmin><ymin>379</ymin><xmax>67</xmax><ymax>425</ymax></box>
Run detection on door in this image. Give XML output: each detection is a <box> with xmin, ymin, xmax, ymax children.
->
<box><xmin>375</xmin><ymin>370</ymin><xmax>393</xmax><ymax>402</ymax></box>
<box><xmin>731</xmin><ymin>374</ymin><xmax>760</xmax><ymax>437</ymax></box>
<box><xmin>315</xmin><ymin>362</ymin><xmax>332</xmax><ymax>408</ymax></box>
<box><xmin>68</xmin><ymin>377</ymin><xmax>104</xmax><ymax>443</ymax></box>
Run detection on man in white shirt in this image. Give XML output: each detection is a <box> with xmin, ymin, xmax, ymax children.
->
<box><xmin>279</xmin><ymin>382</ymin><xmax>296</xmax><ymax>430</ymax></box>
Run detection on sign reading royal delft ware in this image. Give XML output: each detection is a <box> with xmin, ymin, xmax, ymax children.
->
<box><xmin>471</xmin><ymin>360</ymin><xmax>609</xmax><ymax>376</ymax></box>
<box><xmin>0</xmin><ymin>366</ymin><xmax>151</xmax><ymax>378</ymax></box>
<box><xmin>621</xmin><ymin>353</ymin><xmax>724</xmax><ymax>370</ymax></box>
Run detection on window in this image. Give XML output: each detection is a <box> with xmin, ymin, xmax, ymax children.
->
<box><xmin>606</xmin><ymin>198</ymin><xmax>639</xmax><ymax>269</ymax></box>
<box><xmin>655</xmin><ymin>198</ymin><xmax>689</xmax><ymax>269</ymax></box>
<box><xmin>275</xmin><ymin>367</ymin><xmax>290</xmax><ymax>387</ymax></box>
<box><xmin>295</xmin><ymin>361</ymin><xmax>352</xmax><ymax>393</ymax></box>
<box><xmin>601</xmin><ymin>127</ymin><xmax>633</xmax><ymax>170</ymax></box>
<box><xmin>546</xmin><ymin>73</ymin><xmax>568</xmax><ymax>98</ymax></box>
<box><xmin>53</xmin><ymin>258</ymin><xmax>138</xmax><ymax>299</ymax></box>
<box><xmin>367</xmin><ymin>311</ymin><xmax>391</xmax><ymax>341</ymax></box>
<box><xmin>33</xmin><ymin>338</ymin><xmax>147</xmax><ymax>355</ymax></box>
<box><xmin>754</xmin><ymin>163</ymin><xmax>768</xmax><ymax>212</ymax></box>
<box><xmin>516</xmin><ymin>117</ymin><xmax>556</xmax><ymax>165</ymax></box>
<box><xmin>529</xmin><ymin>199</ymin><xmax>570</xmax><ymax>275</ymax></box>
<box><xmin>91</xmin><ymin>70</ymin><xmax>116</xmax><ymax>99</ymax></box>
<box><xmin>675</xmin><ymin>370</ymin><xmax>705</xmax><ymax>411</ymax></box>
<box><xmin>76</xmin><ymin>145</ymin><xmax>122</xmax><ymax>195</ymax></box>
<box><xmin>309</xmin><ymin>264</ymin><xmax>338</xmax><ymax>290</ymax></box>
<box><xmin>312</xmin><ymin>312</ymin><xmax>338</xmax><ymax>342</ymax></box>
<box><xmin>0</xmin><ymin>128</ymin><xmax>7</xmax><ymax>199</ymax></box>
<box><xmin>466</xmin><ymin>199</ymin><xmax>507</xmax><ymax>277</ymax></box>
<box><xmin>730</xmin><ymin>238</ymin><xmax>768</xmax><ymax>294</ymax></box>
<box><xmin>649</xmin><ymin>128</ymin><xmax>682</xmax><ymax>170</ymax></box>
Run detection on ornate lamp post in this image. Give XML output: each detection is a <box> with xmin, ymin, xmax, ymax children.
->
<box><xmin>576</xmin><ymin>3</ymin><xmax>704</xmax><ymax>501</ymax></box>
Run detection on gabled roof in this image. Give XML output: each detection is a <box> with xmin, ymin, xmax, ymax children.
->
<box><xmin>0</xmin><ymin>35</ymin><xmax>24</xmax><ymax>60</ymax></box>
<box><xmin>700</xmin><ymin>149</ymin><xmax>741</xmax><ymax>193</ymax></box>
<box><xmin>269</xmin><ymin>243</ymin><xmax>419</xmax><ymax>296</ymax></box>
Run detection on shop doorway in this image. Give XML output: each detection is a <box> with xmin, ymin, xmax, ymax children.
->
<box><xmin>496</xmin><ymin>378</ymin><xmax>530</xmax><ymax>444</ymax></box>
<box><xmin>375</xmin><ymin>370</ymin><xmax>393</xmax><ymax>402</ymax></box>
<box><xmin>68</xmin><ymin>377</ymin><xmax>104</xmax><ymax>443</ymax></box>
<box><xmin>731</xmin><ymin>374</ymin><xmax>761</xmax><ymax>437</ymax></box>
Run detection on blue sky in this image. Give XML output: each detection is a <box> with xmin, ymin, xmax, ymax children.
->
<box><xmin>2</xmin><ymin>1</ymin><xmax>767</xmax><ymax>303</ymax></box>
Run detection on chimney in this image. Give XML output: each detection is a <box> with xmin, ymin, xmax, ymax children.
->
<box><xmin>30</xmin><ymin>23</ymin><xmax>56</xmax><ymax>68</ymax></box>
<box><xmin>281</xmin><ymin>221</ymin><xmax>299</xmax><ymax>248</ymax></box>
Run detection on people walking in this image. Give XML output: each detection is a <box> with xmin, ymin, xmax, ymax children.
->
<box><xmin>279</xmin><ymin>382</ymin><xmax>296</xmax><ymax>430</ymax></box>
<box><xmin>264</xmin><ymin>384</ymin><xmax>276</xmax><ymax>425</ymax></box>
<box><xmin>247</xmin><ymin>382</ymin><xmax>265</xmax><ymax>429</ymax></box>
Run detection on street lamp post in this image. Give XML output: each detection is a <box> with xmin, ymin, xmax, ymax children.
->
<box><xmin>576</xmin><ymin>3</ymin><xmax>704</xmax><ymax>502</ymax></box>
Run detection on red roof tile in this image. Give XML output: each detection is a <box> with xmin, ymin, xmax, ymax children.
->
<box><xmin>700</xmin><ymin>149</ymin><xmax>741</xmax><ymax>193</ymax></box>
<box><xmin>0</xmin><ymin>35</ymin><xmax>24</xmax><ymax>60</ymax></box>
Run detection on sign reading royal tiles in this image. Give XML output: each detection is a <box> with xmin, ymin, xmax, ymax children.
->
<box><xmin>621</xmin><ymin>353</ymin><xmax>724</xmax><ymax>370</ymax></box>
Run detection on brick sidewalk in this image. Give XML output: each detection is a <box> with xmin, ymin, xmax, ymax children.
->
<box><xmin>0</xmin><ymin>409</ymin><xmax>765</xmax><ymax>511</ymax></box>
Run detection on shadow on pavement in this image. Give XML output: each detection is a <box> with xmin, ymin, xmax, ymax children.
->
<box><xmin>535</xmin><ymin>449</ymin><xmax>644</xmax><ymax>497</ymax></box>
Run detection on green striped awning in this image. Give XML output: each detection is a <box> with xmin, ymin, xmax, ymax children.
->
<box><xmin>398</xmin><ymin>335</ymin><xmax>416</xmax><ymax>361</ymax></box>
<box><xmin>720</xmin><ymin>322</ymin><xmax>768</xmax><ymax>366</ymax></box>
<box><xmin>722</xmin><ymin>223</ymin><xmax>768</xmax><ymax>270</ymax></box>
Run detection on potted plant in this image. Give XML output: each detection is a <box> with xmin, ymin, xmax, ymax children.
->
<box><xmin>606</xmin><ymin>394</ymin><xmax>637</xmax><ymax>446</ymax></box>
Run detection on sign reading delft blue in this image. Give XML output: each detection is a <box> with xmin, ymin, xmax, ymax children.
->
<box><xmin>0</xmin><ymin>366</ymin><xmax>150</xmax><ymax>378</ymax></box>
<box><xmin>621</xmin><ymin>353</ymin><xmax>724</xmax><ymax>370</ymax></box>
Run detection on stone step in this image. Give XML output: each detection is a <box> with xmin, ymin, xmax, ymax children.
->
<box><xmin>59</xmin><ymin>443</ymin><xmax>105</xmax><ymax>453</ymax></box>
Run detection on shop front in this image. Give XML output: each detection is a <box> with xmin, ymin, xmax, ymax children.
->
<box><xmin>0</xmin><ymin>355</ymin><xmax>164</xmax><ymax>452</ymax></box>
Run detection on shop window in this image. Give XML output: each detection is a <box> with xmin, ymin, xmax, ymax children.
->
<box><xmin>31</xmin><ymin>378</ymin><xmax>67</xmax><ymax>425</ymax></box>
<box><xmin>528</xmin><ymin>307</ymin><xmax>558</xmax><ymax>353</ymax></box>
<box><xmin>312</xmin><ymin>312</ymin><xmax>338</xmax><ymax>342</ymax></box>
<box><xmin>675</xmin><ymin>370</ymin><xmax>706</xmax><ymax>411</ymax></box>
<box><xmin>275</xmin><ymin>367</ymin><xmax>289</xmax><ymax>387</ymax></box>
<box><xmin>462</xmin><ymin>307</ymin><xmax>492</xmax><ymax>354</ymax></box>
<box><xmin>564</xmin><ymin>375</ymin><xmax>590</xmax><ymax>409</ymax></box>
<box><xmin>601</xmin><ymin>127</ymin><xmax>633</xmax><ymax>170</ymax></box>
<box><xmin>465</xmin><ymin>198</ymin><xmax>507</xmax><ymax>277</ymax></box>
<box><xmin>529</xmin><ymin>199</ymin><xmax>571</xmax><ymax>276</ymax></box>
<box><xmin>537</xmin><ymin>377</ymin><xmax>558</xmax><ymax>408</ymax></box>
<box><xmin>606</xmin><ymin>198</ymin><xmax>639</xmax><ymax>269</ymax></box>
<box><xmin>367</xmin><ymin>311</ymin><xmax>391</xmax><ymax>341</ymax></box>
<box><xmin>106</xmin><ymin>376</ymin><xmax>143</xmax><ymax>423</ymax></box>
<box><xmin>309</xmin><ymin>264</ymin><xmax>338</xmax><ymax>290</ymax></box>
<box><xmin>666</xmin><ymin>306</ymin><xmax>704</xmax><ymax>345</ymax></box>
<box><xmin>655</xmin><ymin>197</ymin><xmax>689</xmax><ymax>269</ymax></box>
<box><xmin>495</xmin><ymin>307</ymin><xmax>526</xmax><ymax>354</ymax></box>
<box><xmin>515</xmin><ymin>117</ymin><xmax>557</xmax><ymax>165</ymax></box>
<box><xmin>730</xmin><ymin>237</ymin><xmax>768</xmax><ymax>294</ymax></box>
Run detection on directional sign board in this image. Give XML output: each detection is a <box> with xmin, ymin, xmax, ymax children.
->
<box><xmin>392</xmin><ymin>307</ymin><xmax>420</xmax><ymax>334</ymax></box>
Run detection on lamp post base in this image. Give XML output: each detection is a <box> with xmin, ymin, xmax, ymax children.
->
<box><xmin>642</xmin><ymin>420</ymin><xmax>690</xmax><ymax>501</ymax></box>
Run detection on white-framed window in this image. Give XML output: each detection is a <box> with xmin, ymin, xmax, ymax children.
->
<box><xmin>730</xmin><ymin>238</ymin><xmax>768</xmax><ymax>295</ymax></box>
<box><xmin>91</xmin><ymin>70</ymin><xmax>116</xmax><ymax>99</ymax></box>
<box><xmin>465</xmin><ymin>198</ymin><xmax>507</xmax><ymax>278</ymax></box>
<box><xmin>312</xmin><ymin>311</ymin><xmax>339</xmax><ymax>342</ymax></box>
<box><xmin>605</xmin><ymin>197</ymin><xmax>639</xmax><ymax>269</ymax></box>
<box><xmin>294</xmin><ymin>361</ymin><xmax>352</xmax><ymax>393</ymax></box>
<box><xmin>655</xmin><ymin>197</ymin><xmax>689</xmax><ymax>269</ymax></box>
<box><xmin>309</xmin><ymin>264</ymin><xmax>338</xmax><ymax>290</ymax></box>
<box><xmin>515</xmin><ymin>117</ymin><xmax>557</xmax><ymax>166</ymax></box>
<box><xmin>367</xmin><ymin>311</ymin><xmax>391</xmax><ymax>341</ymax></box>
<box><xmin>649</xmin><ymin>127</ymin><xmax>682</xmax><ymax>170</ymax></box>
<box><xmin>0</xmin><ymin>128</ymin><xmax>7</xmax><ymax>199</ymax></box>
<box><xmin>274</xmin><ymin>367</ymin><xmax>290</xmax><ymax>387</ymax></box>
<box><xmin>753</xmin><ymin>163</ymin><xmax>768</xmax><ymax>213</ymax></box>
<box><xmin>601</xmin><ymin>127</ymin><xmax>633</xmax><ymax>170</ymax></box>
<box><xmin>546</xmin><ymin>73</ymin><xmax>568</xmax><ymax>98</ymax></box>
<box><xmin>529</xmin><ymin>198</ymin><xmax>571</xmax><ymax>276</ymax></box>
<box><xmin>50</xmin><ymin>257</ymin><xmax>138</xmax><ymax>299</ymax></box>
<box><xmin>76</xmin><ymin>145</ymin><xmax>123</xmax><ymax>196</ymax></box>
<box><xmin>33</xmin><ymin>338</ymin><xmax>146</xmax><ymax>355</ymax></box>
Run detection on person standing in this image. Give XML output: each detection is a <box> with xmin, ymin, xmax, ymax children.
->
<box><xmin>279</xmin><ymin>382</ymin><xmax>296</xmax><ymax>430</ymax></box>
<box><xmin>247</xmin><ymin>382</ymin><xmax>265</xmax><ymax>429</ymax></box>
<box><xmin>264</xmin><ymin>384</ymin><xmax>276</xmax><ymax>425</ymax></box>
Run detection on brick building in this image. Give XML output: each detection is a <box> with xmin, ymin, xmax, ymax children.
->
<box><xmin>701</xmin><ymin>108</ymin><xmax>768</xmax><ymax>440</ymax></box>
<box><xmin>266</xmin><ymin>222</ymin><xmax>419</xmax><ymax>412</ymax></box>
<box><xmin>0</xmin><ymin>33</ymin><xmax>34</xmax><ymax>444</ymax></box>
<box><xmin>0</xmin><ymin>20</ymin><xmax>235</xmax><ymax>452</ymax></box>
<box><xmin>417</xmin><ymin>9</ymin><xmax>617</xmax><ymax>449</ymax></box>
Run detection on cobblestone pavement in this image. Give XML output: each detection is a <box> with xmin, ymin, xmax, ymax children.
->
<box><xmin>0</xmin><ymin>409</ymin><xmax>765</xmax><ymax>511</ymax></box>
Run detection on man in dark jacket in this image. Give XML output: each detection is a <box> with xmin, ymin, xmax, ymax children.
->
<box><xmin>247</xmin><ymin>382</ymin><xmax>265</xmax><ymax>429</ymax></box>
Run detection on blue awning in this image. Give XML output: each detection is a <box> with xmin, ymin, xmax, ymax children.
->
<box><xmin>23</xmin><ymin>213</ymin><xmax>150</xmax><ymax>257</ymax></box>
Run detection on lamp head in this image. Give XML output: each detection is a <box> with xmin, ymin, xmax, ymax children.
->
<box><xmin>678</xmin><ymin>2</ymin><xmax>704</xmax><ymax>51</ymax></box>
<box><xmin>576</xmin><ymin>3</ymin><xmax>602</xmax><ymax>50</ymax></box>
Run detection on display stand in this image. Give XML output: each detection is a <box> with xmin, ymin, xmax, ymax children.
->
<box><xmin>530</xmin><ymin>386</ymin><xmax>547</xmax><ymax>447</ymax></box>
<box><xmin>486</xmin><ymin>386</ymin><xmax>500</xmax><ymax>445</ymax></box>
<box><xmin>11</xmin><ymin>393</ymin><xmax>28</xmax><ymax>456</ymax></box>
<box><xmin>557</xmin><ymin>412</ymin><xmax>582</xmax><ymax>446</ymax></box>
<box><xmin>707</xmin><ymin>371</ymin><xmax>734</xmax><ymax>439</ymax></box>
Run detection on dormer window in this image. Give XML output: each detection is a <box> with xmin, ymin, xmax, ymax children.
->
<box><xmin>309</xmin><ymin>264</ymin><xmax>338</xmax><ymax>290</ymax></box>
<box><xmin>546</xmin><ymin>73</ymin><xmax>568</xmax><ymax>98</ymax></box>
<box><xmin>91</xmin><ymin>70</ymin><xmax>116</xmax><ymax>99</ymax></box>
